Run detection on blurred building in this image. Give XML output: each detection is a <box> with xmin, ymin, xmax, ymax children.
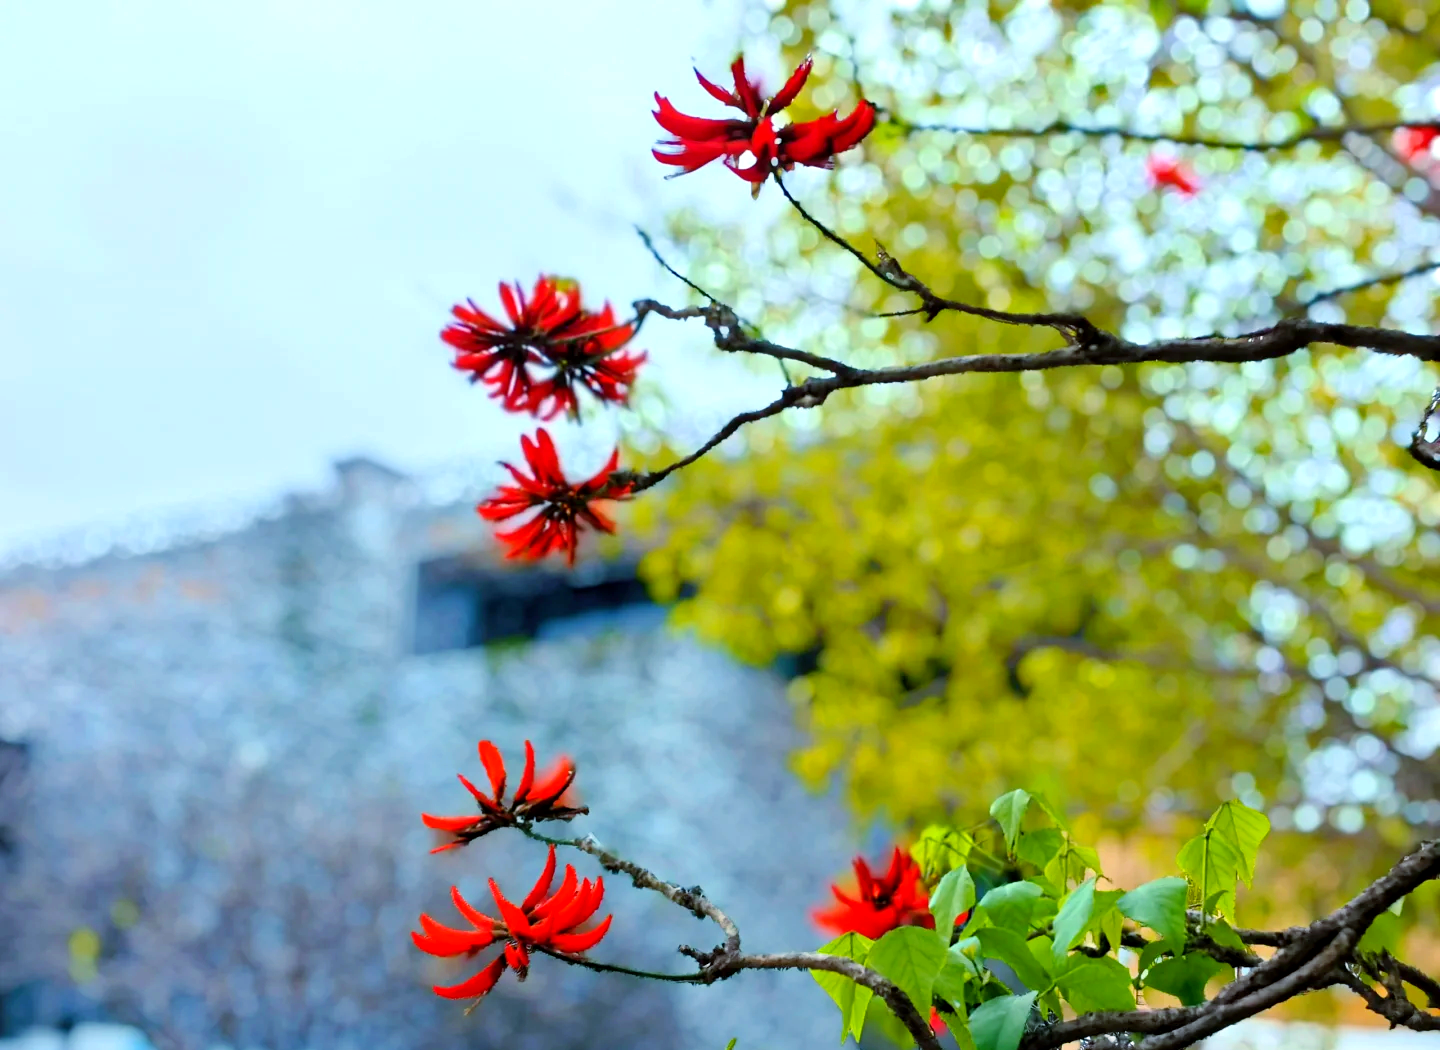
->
<box><xmin>0</xmin><ymin>458</ymin><xmax>858</xmax><ymax>1050</ymax></box>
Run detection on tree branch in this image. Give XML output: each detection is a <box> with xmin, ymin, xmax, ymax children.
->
<box><xmin>887</xmin><ymin>117</ymin><xmax>1440</xmax><ymax>152</ymax></box>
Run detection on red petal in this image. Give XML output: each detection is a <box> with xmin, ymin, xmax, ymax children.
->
<box><xmin>653</xmin><ymin>95</ymin><xmax>748</xmax><ymax>142</ymax></box>
<box><xmin>433</xmin><ymin>956</ymin><xmax>506</xmax><ymax>1000</ymax></box>
<box><xmin>526</xmin><ymin>756</ymin><xmax>576</xmax><ymax>805</ymax></box>
<box><xmin>522</xmin><ymin>846</ymin><xmax>559</xmax><ymax>912</ymax></box>
<box><xmin>531</xmin><ymin>864</ymin><xmax>580</xmax><ymax>922</ymax></box>
<box><xmin>498</xmin><ymin>282</ymin><xmax>521</xmax><ymax>325</ymax></box>
<box><xmin>478</xmin><ymin>740</ymin><xmax>507</xmax><ymax>800</ymax></box>
<box><xmin>695</xmin><ymin>67</ymin><xmax>741</xmax><ymax>107</ymax></box>
<box><xmin>766</xmin><ymin>56</ymin><xmax>813</xmax><ymax>115</ymax></box>
<box><xmin>547</xmin><ymin>914</ymin><xmax>613</xmax><ymax>954</ymax></box>
<box><xmin>514</xmin><ymin>740</ymin><xmax>537</xmax><ymax>802</ymax></box>
<box><xmin>422</xmin><ymin>813</ymin><xmax>480</xmax><ymax>832</ymax></box>
<box><xmin>730</xmin><ymin>56</ymin><xmax>762</xmax><ymax>117</ymax></box>
<box><xmin>490</xmin><ymin>880</ymin><xmax>533</xmax><ymax>939</ymax></box>
<box><xmin>451</xmin><ymin>886</ymin><xmax>497</xmax><ymax>932</ymax></box>
<box><xmin>457</xmin><ymin>772</ymin><xmax>491</xmax><ymax>807</ymax></box>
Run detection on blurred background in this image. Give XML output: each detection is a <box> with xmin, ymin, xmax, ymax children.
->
<box><xmin>6</xmin><ymin>0</ymin><xmax>1440</xmax><ymax>1048</ymax></box>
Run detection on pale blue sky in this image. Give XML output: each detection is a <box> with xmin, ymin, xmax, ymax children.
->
<box><xmin>0</xmin><ymin>0</ymin><xmax>780</xmax><ymax>551</ymax></box>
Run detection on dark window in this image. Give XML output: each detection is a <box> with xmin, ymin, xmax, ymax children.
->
<box><xmin>412</xmin><ymin>558</ymin><xmax>670</xmax><ymax>654</ymax></box>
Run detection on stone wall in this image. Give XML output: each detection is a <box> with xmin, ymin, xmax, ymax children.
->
<box><xmin>0</xmin><ymin>460</ymin><xmax>860</xmax><ymax>1050</ymax></box>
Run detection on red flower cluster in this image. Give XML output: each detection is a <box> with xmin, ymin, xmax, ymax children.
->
<box><xmin>1395</xmin><ymin>125</ymin><xmax>1439</xmax><ymax>164</ymax></box>
<box><xmin>654</xmin><ymin>56</ymin><xmax>876</xmax><ymax>192</ymax></box>
<box><xmin>422</xmin><ymin>740</ymin><xmax>586</xmax><ymax>852</ymax></box>
<box><xmin>412</xmin><ymin>845</ymin><xmax>612</xmax><ymax>1000</ymax></box>
<box><xmin>443</xmin><ymin>277</ymin><xmax>645</xmax><ymax>419</ymax></box>
<box><xmin>1146</xmin><ymin>153</ymin><xmax>1201</xmax><ymax>196</ymax></box>
<box><xmin>813</xmin><ymin>847</ymin><xmax>968</xmax><ymax>941</ymax></box>
<box><xmin>476</xmin><ymin>429</ymin><xmax>631</xmax><ymax>565</ymax></box>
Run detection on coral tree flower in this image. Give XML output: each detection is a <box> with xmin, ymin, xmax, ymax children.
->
<box><xmin>477</xmin><ymin>429</ymin><xmax>632</xmax><ymax>565</ymax></box>
<box><xmin>653</xmin><ymin>55</ymin><xmax>876</xmax><ymax>193</ymax></box>
<box><xmin>813</xmin><ymin>847</ymin><xmax>968</xmax><ymax>941</ymax></box>
<box><xmin>1146</xmin><ymin>152</ymin><xmax>1201</xmax><ymax>196</ymax></box>
<box><xmin>1395</xmin><ymin>125</ymin><xmax>1439</xmax><ymax>164</ymax></box>
<box><xmin>422</xmin><ymin>739</ymin><xmax>586</xmax><ymax>852</ymax></box>
<box><xmin>412</xmin><ymin>845</ymin><xmax>612</xmax><ymax>1001</ymax></box>
<box><xmin>442</xmin><ymin>276</ymin><xmax>645</xmax><ymax>420</ymax></box>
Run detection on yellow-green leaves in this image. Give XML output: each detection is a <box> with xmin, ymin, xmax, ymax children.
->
<box><xmin>812</xmin><ymin>932</ymin><xmax>875</xmax><ymax>1044</ymax></box>
<box><xmin>1176</xmin><ymin>800</ymin><xmax>1271</xmax><ymax>919</ymax></box>
<box><xmin>930</xmin><ymin>865</ymin><xmax>977</xmax><ymax>939</ymax></box>
<box><xmin>913</xmin><ymin>824</ymin><xmax>973</xmax><ymax>880</ymax></box>
<box><xmin>990</xmin><ymin>789</ymin><xmax>1031</xmax><ymax>853</ymax></box>
<box><xmin>1054</xmin><ymin>955</ymin><xmax>1136</xmax><ymax>1013</ymax></box>
<box><xmin>1050</xmin><ymin>876</ymin><xmax>1097</xmax><ymax>963</ymax></box>
<box><xmin>974</xmin><ymin>881</ymin><xmax>1045</xmax><ymax>934</ymax></box>
<box><xmin>969</xmin><ymin>991</ymin><xmax>1037</xmax><ymax>1050</ymax></box>
<box><xmin>1117</xmin><ymin>877</ymin><xmax>1189</xmax><ymax>948</ymax></box>
<box><xmin>868</xmin><ymin>927</ymin><xmax>949</xmax><ymax>1038</ymax></box>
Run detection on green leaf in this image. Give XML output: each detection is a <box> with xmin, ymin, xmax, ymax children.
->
<box><xmin>1357</xmin><ymin>909</ymin><xmax>1403</xmax><ymax>955</ymax></box>
<box><xmin>862</xmin><ymin>992</ymin><xmax>916</xmax><ymax>1049</ymax></box>
<box><xmin>1117</xmin><ymin>877</ymin><xmax>1189</xmax><ymax>948</ymax></box>
<box><xmin>949</xmin><ymin>938</ymin><xmax>985</xmax><ymax>979</ymax></box>
<box><xmin>812</xmin><ymin>932</ymin><xmax>875</xmax><ymax>1044</ymax></box>
<box><xmin>974</xmin><ymin>927</ymin><xmax>1052</xmax><ymax>991</ymax></box>
<box><xmin>970</xmin><ymin>991</ymin><xmax>1037</xmax><ymax>1050</ymax></box>
<box><xmin>1031</xmin><ymin>792</ymin><xmax>1071</xmax><ymax>833</ymax></box>
<box><xmin>867</xmin><ymin>926</ymin><xmax>948</xmax><ymax>1025</ymax></box>
<box><xmin>1144</xmin><ymin>953</ymin><xmax>1229</xmax><ymax>1006</ymax></box>
<box><xmin>1044</xmin><ymin>840</ymin><xmax>1103</xmax><ymax>889</ymax></box>
<box><xmin>1206</xmin><ymin>918</ymin><xmax>1247</xmax><ymax>952</ymax></box>
<box><xmin>990</xmin><ymin>790</ymin><xmax>1032</xmax><ymax>854</ymax></box>
<box><xmin>913</xmin><ymin>825</ymin><xmax>973</xmax><ymax>880</ymax></box>
<box><xmin>1176</xmin><ymin>800</ymin><xmax>1270</xmax><ymax>919</ymax></box>
<box><xmin>1055</xmin><ymin>956</ymin><xmax>1136</xmax><ymax>1013</ymax></box>
<box><xmin>1208</xmin><ymin>800</ymin><xmax>1269</xmax><ymax>885</ymax></box>
<box><xmin>1052</xmin><ymin>877</ymin><xmax>1097</xmax><ymax>963</ymax></box>
<box><xmin>935</xmin><ymin>956</ymin><xmax>973</xmax><ymax>1006</ymax></box>
<box><xmin>1136</xmin><ymin>938</ymin><xmax>1175</xmax><ymax>976</ymax></box>
<box><xmin>976</xmin><ymin>880</ymin><xmax>1044</xmax><ymax>934</ymax></box>
<box><xmin>1015</xmin><ymin>828</ymin><xmax>1065</xmax><ymax>869</ymax></box>
<box><xmin>931</xmin><ymin>866</ymin><xmax>977</xmax><ymax>941</ymax></box>
<box><xmin>1089</xmin><ymin>890</ymin><xmax>1125</xmax><ymax>954</ymax></box>
<box><xmin>725</xmin><ymin>1041</ymin><xmax>737</xmax><ymax>1050</ymax></box>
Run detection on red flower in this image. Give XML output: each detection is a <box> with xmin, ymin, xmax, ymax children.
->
<box><xmin>476</xmin><ymin>429</ymin><xmax>632</xmax><ymax>565</ymax></box>
<box><xmin>653</xmin><ymin>55</ymin><xmax>876</xmax><ymax>193</ymax></box>
<box><xmin>930</xmin><ymin>1008</ymin><xmax>948</xmax><ymax>1035</ymax></box>
<box><xmin>412</xmin><ymin>845</ymin><xmax>612</xmax><ymax>1001</ymax></box>
<box><xmin>421</xmin><ymin>739</ymin><xmax>586</xmax><ymax>851</ymax></box>
<box><xmin>813</xmin><ymin>847</ymin><xmax>962</xmax><ymax>941</ymax></box>
<box><xmin>1146</xmin><ymin>153</ymin><xmax>1201</xmax><ymax>196</ymax></box>
<box><xmin>1395</xmin><ymin>126</ymin><xmax>1439</xmax><ymax>164</ymax></box>
<box><xmin>442</xmin><ymin>277</ymin><xmax>644</xmax><ymax>419</ymax></box>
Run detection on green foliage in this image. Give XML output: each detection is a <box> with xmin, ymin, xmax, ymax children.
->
<box><xmin>867</xmin><ymin>927</ymin><xmax>949</xmax><ymax>1031</ymax></box>
<box><xmin>974</xmin><ymin>881</ymin><xmax>1045</xmax><ymax>935</ymax></box>
<box><xmin>989</xmin><ymin>790</ymin><xmax>1031</xmax><ymax>854</ymax></box>
<box><xmin>973</xmin><ymin>927</ymin><xmax>1051</xmax><ymax>991</ymax></box>
<box><xmin>806</xmin><ymin>794</ymin><xmax>1324</xmax><ymax>1041</ymax></box>
<box><xmin>813</xmin><ymin>932</ymin><xmax>875</xmax><ymax>1044</ymax></box>
<box><xmin>1176</xmin><ymin>800</ymin><xmax>1271</xmax><ymax>919</ymax></box>
<box><xmin>969</xmin><ymin>991</ymin><xmax>1037</xmax><ymax>1050</ymax></box>
<box><xmin>1117</xmin><ymin>877</ymin><xmax>1190</xmax><ymax>948</ymax></box>
<box><xmin>912</xmin><ymin>824</ymin><xmax>973</xmax><ymax>881</ymax></box>
<box><xmin>930</xmin><ymin>866</ymin><xmax>977</xmax><ymax>939</ymax></box>
<box><xmin>1143</xmin><ymin>954</ymin><xmax>1232</xmax><ymax>1006</ymax></box>
<box><xmin>1054</xmin><ymin>956</ymin><xmax>1137</xmax><ymax>1013</ymax></box>
<box><xmin>641</xmin><ymin>0</ymin><xmax>1440</xmax><ymax>927</ymax></box>
<box><xmin>1050</xmin><ymin>876</ymin><xmax>1098</xmax><ymax>963</ymax></box>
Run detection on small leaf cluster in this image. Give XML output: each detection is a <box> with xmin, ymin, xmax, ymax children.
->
<box><xmin>812</xmin><ymin>791</ymin><xmax>1273</xmax><ymax>1049</ymax></box>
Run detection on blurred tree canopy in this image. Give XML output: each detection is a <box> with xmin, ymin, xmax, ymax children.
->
<box><xmin>632</xmin><ymin>0</ymin><xmax>1440</xmax><ymax>932</ymax></box>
